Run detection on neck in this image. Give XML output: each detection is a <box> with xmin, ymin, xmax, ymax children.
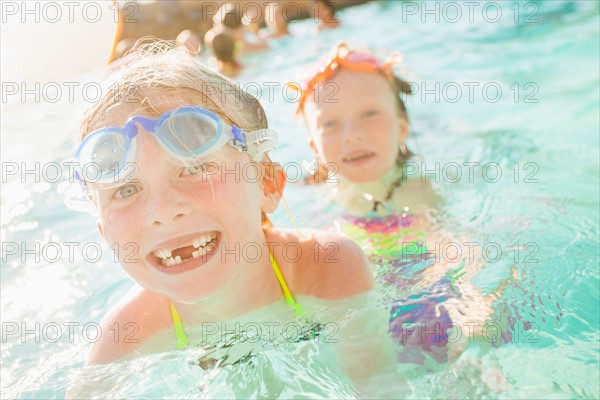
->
<box><xmin>334</xmin><ymin>163</ymin><xmax>405</xmax><ymax>215</ymax></box>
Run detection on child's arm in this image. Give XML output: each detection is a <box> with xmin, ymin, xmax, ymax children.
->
<box><xmin>416</xmin><ymin>236</ymin><xmax>502</xmax><ymax>358</ymax></box>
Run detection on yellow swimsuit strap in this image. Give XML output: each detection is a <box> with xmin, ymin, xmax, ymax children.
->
<box><xmin>170</xmin><ymin>302</ymin><xmax>188</xmax><ymax>350</ymax></box>
<box><xmin>170</xmin><ymin>251</ymin><xmax>305</xmax><ymax>350</ymax></box>
<box><xmin>269</xmin><ymin>251</ymin><xmax>305</xmax><ymax>318</ymax></box>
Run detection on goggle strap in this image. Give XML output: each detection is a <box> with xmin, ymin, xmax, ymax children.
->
<box><xmin>245</xmin><ymin>129</ymin><xmax>278</xmax><ymax>146</ymax></box>
<box><xmin>252</xmin><ymin>141</ymin><xmax>276</xmax><ymax>162</ymax></box>
<box><xmin>244</xmin><ymin>129</ymin><xmax>278</xmax><ymax>162</ymax></box>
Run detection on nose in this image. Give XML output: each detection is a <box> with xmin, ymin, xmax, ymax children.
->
<box><xmin>132</xmin><ymin>133</ymin><xmax>194</xmax><ymax>227</ymax></box>
<box><xmin>143</xmin><ymin>185</ymin><xmax>193</xmax><ymax>227</ymax></box>
<box><xmin>342</xmin><ymin>119</ymin><xmax>364</xmax><ymax>143</ymax></box>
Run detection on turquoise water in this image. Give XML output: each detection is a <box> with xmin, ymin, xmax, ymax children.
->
<box><xmin>1</xmin><ymin>1</ymin><xmax>599</xmax><ymax>398</ymax></box>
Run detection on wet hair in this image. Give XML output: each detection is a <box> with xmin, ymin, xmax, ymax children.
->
<box><xmin>79</xmin><ymin>40</ymin><xmax>266</xmax><ymax>141</ymax></box>
<box><xmin>390</xmin><ymin>74</ymin><xmax>414</xmax><ymax>121</ymax></box>
<box><xmin>209</xmin><ymin>32</ymin><xmax>236</xmax><ymax>63</ymax></box>
<box><xmin>114</xmin><ymin>38</ymin><xmax>137</xmax><ymax>60</ymax></box>
<box><xmin>78</xmin><ymin>40</ymin><xmax>277</xmax><ymax>227</ymax></box>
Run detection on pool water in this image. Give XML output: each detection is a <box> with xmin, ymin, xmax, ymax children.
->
<box><xmin>1</xmin><ymin>1</ymin><xmax>599</xmax><ymax>398</ymax></box>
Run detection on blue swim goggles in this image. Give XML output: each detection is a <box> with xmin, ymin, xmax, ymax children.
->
<box><xmin>72</xmin><ymin>106</ymin><xmax>277</xmax><ymax>183</ymax></box>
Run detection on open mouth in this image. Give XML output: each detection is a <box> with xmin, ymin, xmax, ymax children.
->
<box><xmin>342</xmin><ymin>151</ymin><xmax>376</xmax><ymax>163</ymax></box>
<box><xmin>149</xmin><ymin>231</ymin><xmax>221</xmax><ymax>273</ymax></box>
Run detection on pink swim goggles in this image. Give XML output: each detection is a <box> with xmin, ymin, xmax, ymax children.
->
<box><xmin>291</xmin><ymin>43</ymin><xmax>402</xmax><ymax>109</ymax></box>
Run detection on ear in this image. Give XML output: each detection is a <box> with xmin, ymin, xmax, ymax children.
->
<box><xmin>260</xmin><ymin>161</ymin><xmax>286</xmax><ymax>213</ymax></box>
<box><xmin>398</xmin><ymin>118</ymin><xmax>410</xmax><ymax>145</ymax></box>
<box><xmin>96</xmin><ymin>221</ymin><xmax>104</xmax><ymax>239</ymax></box>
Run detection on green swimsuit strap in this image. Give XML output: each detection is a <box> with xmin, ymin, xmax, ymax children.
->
<box><xmin>170</xmin><ymin>251</ymin><xmax>305</xmax><ymax>349</ymax></box>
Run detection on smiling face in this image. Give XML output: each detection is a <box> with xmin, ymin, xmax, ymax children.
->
<box><xmin>303</xmin><ymin>70</ymin><xmax>409</xmax><ymax>183</ymax></box>
<box><xmin>88</xmin><ymin>92</ymin><xmax>279</xmax><ymax>303</ymax></box>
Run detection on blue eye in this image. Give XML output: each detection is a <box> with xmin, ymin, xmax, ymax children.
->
<box><xmin>114</xmin><ymin>184</ymin><xmax>140</xmax><ymax>199</ymax></box>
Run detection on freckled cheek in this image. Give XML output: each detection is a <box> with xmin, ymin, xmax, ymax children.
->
<box><xmin>367</xmin><ymin>118</ymin><xmax>389</xmax><ymax>134</ymax></box>
<box><xmin>101</xmin><ymin>211</ymin><xmax>140</xmax><ymax>246</ymax></box>
<box><xmin>105</xmin><ymin>225</ymin><xmax>145</xmax><ymax>269</ymax></box>
<box><xmin>185</xmin><ymin>179</ymin><xmax>250</xmax><ymax>221</ymax></box>
<box><xmin>372</xmin><ymin>122</ymin><xmax>397</xmax><ymax>147</ymax></box>
<box><xmin>316</xmin><ymin>137</ymin><xmax>342</xmax><ymax>161</ymax></box>
<box><xmin>185</xmin><ymin>178</ymin><xmax>226</xmax><ymax>203</ymax></box>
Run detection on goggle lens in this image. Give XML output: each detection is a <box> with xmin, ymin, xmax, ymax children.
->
<box><xmin>157</xmin><ymin>110</ymin><xmax>221</xmax><ymax>157</ymax></box>
<box><xmin>72</xmin><ymin>106</ymin><xmax>277</xmax><ymax>185</ymax></box>
<box><xmin>77</xmin><ymin>129</ymin><xmax>129</xmax><ymax>181</ymax></box>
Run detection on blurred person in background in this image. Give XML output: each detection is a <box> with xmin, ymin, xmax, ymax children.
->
<box><xmin>206</xmin><ymin>31</ymin><xmax>243</xmax><ymax>78</ymax></box>
<box><xmin>205</xmin><ymin>3</ymin><xmax>270</xmax><ymax>54</ymax></box>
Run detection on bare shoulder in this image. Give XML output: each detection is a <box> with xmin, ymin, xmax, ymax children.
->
<box><xmin>266</xmin><ymin>228</ymin><xmax>374</xmax><ymax>300</ymax></box>
<box><xmin>86</xmin><ymin>287</ymin><xmax>172</xmax><ymax>365</ymax></box>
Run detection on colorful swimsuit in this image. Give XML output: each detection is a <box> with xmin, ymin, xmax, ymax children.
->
<box><xmin>339</xmin><ymin>211</ymin><xmax>462</xmax><ymax>365</ymax></box>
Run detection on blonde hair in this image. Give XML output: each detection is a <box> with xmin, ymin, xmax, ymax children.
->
<box><xmin>77</xmin><ymin>40</ymin><xmax>278</xmax><ymax>224</ymax></box>
<box><xmin>79</xmin><ymin>40</ymin><xmax>267</xmax><ymax>141</ymax></box>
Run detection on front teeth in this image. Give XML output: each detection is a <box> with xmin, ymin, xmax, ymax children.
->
<box><xmin>153</xmin><ymin>232</ymin><xmax>218</xmax><ymax>267</ymax></box>
<box><xmin>191</xmin><ymin>247</ymin><xmax>208</xmax><ymax>259</ymax></box>
<box><xmin>164</xmin><ymin>255</ymin><xmax>182</xmax><ymax>267</ymax></box>
<box><xmin>155</xmin><ymin>248</ymin><xmax>172</xmax><ymax>259</ymax></box>
<box><xmin>192</xmin><ymin>233</ymin><xmax>214</xmax><ymax>249</ymax></box>
<box><xmin>160</xmin><ymin>251</ymin><xmax>203</xmax><ymax>267</ymax></box>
